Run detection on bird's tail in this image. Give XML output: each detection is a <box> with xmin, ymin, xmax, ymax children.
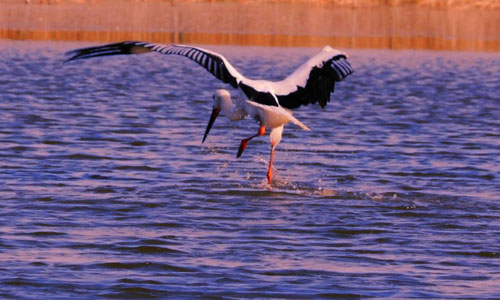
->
<box><xmin>245</xmin><ymin>100</ymin><xmax>311</xmax><ymax>131</ymax></box>
<box><xmin>289</xmin><ymin>115</ymin><xmax>310</xmax><ymax>131</ymax></box>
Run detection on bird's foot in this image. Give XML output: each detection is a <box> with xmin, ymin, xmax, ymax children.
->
<box><xmin>236</xmin><ymin>125</ymin><xmax>266</xmax><ymax>158</ymax></box>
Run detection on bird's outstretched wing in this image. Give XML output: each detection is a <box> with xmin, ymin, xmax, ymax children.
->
<box><xmin>65</xmin><ymin>41</ymin><xmax>243</xmax><ymax>88</ymax></box>
<box><xmin>272</xmin><ymin>46</ymin><xmax>354</xmax><ymax>109</ymax></box>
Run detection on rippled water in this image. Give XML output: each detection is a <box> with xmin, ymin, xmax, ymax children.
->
<box><xmin>1</xmin><ymin>41</ymin><xmax>499</xmax><ymax>299</ymax></box>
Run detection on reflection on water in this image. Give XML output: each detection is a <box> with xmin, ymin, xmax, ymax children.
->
<box><xmin>0</xmin><ymin>41</ymin><xmax>499</xmax><ymax>298</ymax></box>
<box><xmin>1</xmin><ymin>1</ymin><xmax>500</xmax><ymax>51</ymax></box>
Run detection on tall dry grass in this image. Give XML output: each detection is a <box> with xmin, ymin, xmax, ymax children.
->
<box><xmin>10</xmin><ymin>0</ymin><xmax>500</xmax><ymax>8</ymax></box>
<box><xmin>2</xmin><ymin>0</ymin><xmax>500</xmax><ymax>50</ymax></box>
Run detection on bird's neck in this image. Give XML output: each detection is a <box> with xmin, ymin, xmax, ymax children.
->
<box><xmin>220</xmin><ymin>98</ymin><xmax>235</xmax><ymax>117</ymax></box>
<box><xmin>219</xmin><ymin>96</ymin><xmax>246</xmax><ymax>121</ymax></box>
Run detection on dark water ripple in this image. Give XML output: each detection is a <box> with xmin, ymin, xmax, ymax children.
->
<box><xmin>1</xmin><ymin>41</ymin><xmax>499</xmax><ymax>299</ymax></box>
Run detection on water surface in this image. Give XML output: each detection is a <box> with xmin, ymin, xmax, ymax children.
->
<box><xmin>0</xmin><ymin>41</ymin><xmax>499</xmax><ymax>299</ymax></box>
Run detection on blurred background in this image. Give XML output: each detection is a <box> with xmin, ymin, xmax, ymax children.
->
<box><xmin>1</xmin><ymin>0</ymin><xmax>500</xmax><ymax>51</ymax></box>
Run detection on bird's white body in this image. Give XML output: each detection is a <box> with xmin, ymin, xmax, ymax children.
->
<box><xmin>215</xmin><ymin>89</ymin><xmax>309</xmax><ymax>130</ymax></box>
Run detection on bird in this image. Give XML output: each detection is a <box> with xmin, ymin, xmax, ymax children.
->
<box><xmin>65</xmin><ymin>41</ymin><xmax>354</xmax><ymax>184</ymax></box>
<box><xmin>208</xmin><ymin>88</ymin><xmax>311</xmax><ymax>183</ymax></box>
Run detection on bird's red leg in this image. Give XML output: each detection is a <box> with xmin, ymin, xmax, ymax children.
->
<box><xmin>237</xmin><ymin>125</ymin><xmax>266</xmax><ymax>158</ymax></box>
<box><xmin>267</xmin><ymin>144</ymin><xmax>276</xmax><ymax>184</ymax></box>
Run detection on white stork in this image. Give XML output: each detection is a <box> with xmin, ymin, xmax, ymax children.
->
<box><xmin>65</xmin><ymin>41</ymin><xmax>354</xmax><ymax>184</ymax></box>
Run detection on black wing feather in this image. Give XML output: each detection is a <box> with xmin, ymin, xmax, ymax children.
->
<box><xmin>277</xmin><ymin>55</ymin><xmax>354</xmax><ymax>109</ymax></box>
<box><xmin>239</xmin><ymin>83</ymin><xmax>278</xmax><ymax>107</ymax></box>
<box><xmin>65</xmin><ymin>41</ymin><xmax>239</xmax><ymax>88</ymax></box>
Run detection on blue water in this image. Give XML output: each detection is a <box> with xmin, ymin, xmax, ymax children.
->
<box><xmin>1</xmin><ymin>41</ymin><xmax>499</xmax><ymax>299</ymax></box>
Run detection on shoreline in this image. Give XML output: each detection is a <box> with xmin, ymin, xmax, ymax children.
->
<box><xmin>3</xmin><ymin>29</ymin><xmax>499</xmax><ymax>52</ymax></box>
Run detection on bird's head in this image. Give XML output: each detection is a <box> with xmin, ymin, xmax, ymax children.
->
<box><xmin>212</xmin><ymin>89</ymin><xmax>231</xmax><ymax>109</ymax></box>
<box><xmin>202</xmin><ymin>89</ymin><xmax>231</xmax><ymax>143</ymax></box>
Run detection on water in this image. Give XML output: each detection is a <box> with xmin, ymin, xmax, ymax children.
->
<box><xmin>1</xmin><ymin>41</ymin><xmax>499</xmax><ymax>299</ymax></box>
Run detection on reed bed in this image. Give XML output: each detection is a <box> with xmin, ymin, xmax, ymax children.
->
<box><xmin>2</xmin><ymin>0</ymin><xmax>500</xmax><ymax>50</ymax></box>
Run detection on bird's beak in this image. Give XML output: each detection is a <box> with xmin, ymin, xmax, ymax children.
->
<box><xmin>202</xmin><ymin>107</ymin><xmax>221</xmax><ymax>143</ymax></box>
